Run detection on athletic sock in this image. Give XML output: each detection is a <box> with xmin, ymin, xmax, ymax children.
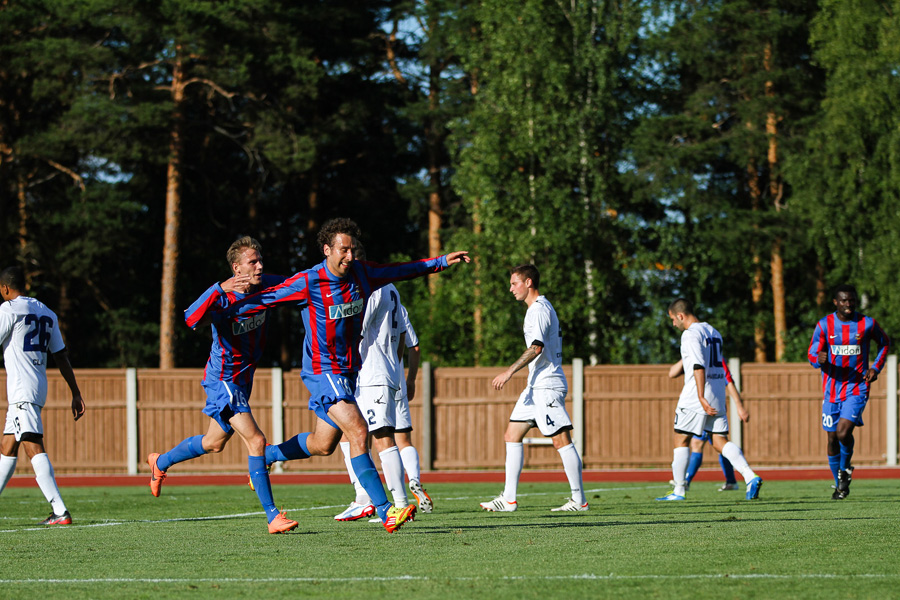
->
<box><xmin>720</xmin><ymin>442</ymin><xmax>756</xmax><ymax>482</ymax></box>
<box><xmin>685</xmin><ymin>451</ymin><xmax>704</xmax><ymax>484</ymax></box>
<box><xmin>828</xmin><ymin>454</ymin><xmax>841</xmax><ymax>486</ymax></box>
<box><xmin>339</xmin><ymin>441</ymin><xmax>371</xmax><ymax>504</ymax></box>
<box><xmin>158</xmin><ymin>435</ymin><xmax>206</xmax><ymax>471</ymax></box>
<box><xmin>379</xmin><ymin>446</ymin><xmax>408</xmax><ymax>507</ymax></box>
<box><xmin>672</xmin><ymin>447</ymin><xmax>690</xmax><ymax>496</ymax></box>
<box><xmin>557</xmin><ymin>443</ymin><xmax>586</xmax><ymax>505</ymax></box>
<box><xmin>503</xmin><ymin>442</ymin><xmax>524</xmax><ymax>503</ymax></box>
<box><xmin>839</xmin><ymin>441</ymin><xmax>854</xmax><ymax>471</ymax></box>
<box><xmin>350</xmin><ymin>454</ymin><xmax>390</xmax><ymax>520</ymax></box>
<box><xmin>399</xmin><ymin>445</ymin><xmax>422</xmax><ymax>484</ymax></box>
<box><xmin>267</xmin><ymin>432</ymin><xmax>311</xmax><ymax>464</ymax></box>
<box><xmin>31</xmin><ymin>453</ymin><xmax>67</xmax><ymax>515</ymax></box>
<box><xmin>0</xmin><ymin>455</ymin><xmax>17</xmax><ymax>495</ymax></box>
<box><xmin>719</xmin><ymin>453</ymin><xmax>737</xmax><ymax>484</ymax></box>
<box><xmin>248</xmin><ymin>455</ymin><xmax>279</xmax><ymax>522</ymax></box>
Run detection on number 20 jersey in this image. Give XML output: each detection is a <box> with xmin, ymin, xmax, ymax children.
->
<box><xmin>0</xmin><ymin>296</ymin><xmax>66</xmax><ymax>406</ymax></box>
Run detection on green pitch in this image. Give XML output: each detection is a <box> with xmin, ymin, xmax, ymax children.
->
<box><xmin>0</xmin><ymin>479</ymin><xmax>897</xmax><ymax>599</ymax></box>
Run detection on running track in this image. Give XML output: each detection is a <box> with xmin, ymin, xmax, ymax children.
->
<box><xmin>7</xmin><ymin>466</ymin><xmax>900</xmax><ymax>488</ymax></box>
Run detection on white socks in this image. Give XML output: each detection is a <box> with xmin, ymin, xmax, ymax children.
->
<box><xmin>31</xmin><ymin>453</ymin><xmax>67</xmax><ymax>515</ymax></box>
<box><xmin>0</xmin><ymin>454</ymin><xmax>17</xmax><ymax>495</ymax></box>
<box><xmin>557</xmin><ymin>443</ymin><xmax>586</xmax><ymax>505</ymax></box>
<box><xmin>672</xmin><ymin>446</ymin><xmax>690</xmax><ymax>496</ymax></box>
<box><xmin>339</xmin><ymin>441</ymin><xmax>371</xmax><ymax>505</ymax></box>
<box><xmin>399</xmin><ymin>445</ymin><xmax>421</xmax><ymax>484</ymax></box>
<box><xmin>378</xmin><ymin>446</ymin><xmax>408</xmax><ymax>507</ymax></box>
<box><xmin>721</xmin><ymin>442</ymin><xmax>756</xmax><ymax>482</ymax></box>
<box><xmin>502</xmin><ymin>442</ymin><xmax>524</xmax><ymax>502</ymax></box>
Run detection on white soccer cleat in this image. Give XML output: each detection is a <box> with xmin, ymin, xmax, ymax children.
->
<box><xmin>551</xmin><ymin>498</ymin><xmax>589</xmax><ymax>512</ymax></box>
<box><xmin>409</xmin><ymin>480</ymin><xmax>434</xmax><ymax>513</ymax></box>
<box><xmin>480</xmin><ymin>495</ymin><xmax>517</xmax><ymax>512</ymax></box>
<box><xmin>334</xmin><ymin>501</ymin><xmax>376</xmax><ymax>521</ymax></box>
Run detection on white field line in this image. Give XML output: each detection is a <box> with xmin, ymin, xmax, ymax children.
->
<box><xmin>0</xmin><ymin>573</ymin><xmax>897</xmax><ymax>585</ymax></box>
<box><xmin>0</xmin><ymin>485</ymin><xmax>666</xmax><ymax>533</ymax></box>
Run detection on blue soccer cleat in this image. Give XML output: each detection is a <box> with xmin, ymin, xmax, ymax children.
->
<box><xmin>655</xmin><ymin>493</ymin><xmax>685</xmax><ymax>501</ymax></box>
<box><xmin>746</xmin><ymin>476</ymin><xmax>763</xmax><ymax>500</ymax></box>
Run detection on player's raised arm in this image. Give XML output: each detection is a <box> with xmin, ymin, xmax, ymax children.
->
<box><xmin>445</xmin><ymin>250</ymin><xmax>470</xmax><ymax>265</ymax></box>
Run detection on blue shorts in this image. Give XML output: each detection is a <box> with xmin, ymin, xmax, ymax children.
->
<box><xmin>301</xmin><ymin>372</ymin><xmax>357</xmax><ymax>429</ymax></box>
<box><xmin>821</xmin><ymin>396</ymin><xmax>867</xmax><ymax>431</ymax></box>
<box><xmin>202</xmin><ymin>380</ymin><xmax>253</xmax><ymax>434</ymax></box>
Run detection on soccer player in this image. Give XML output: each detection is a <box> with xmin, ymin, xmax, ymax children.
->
<box><xmin>480</xmin><ymin>265</ymin><xmax>587</xmax><ymax>513</ymax></box>
<box><xmin>334</xmin><ymin>289</ymin><xmax>433</xmax><ymax>521</ymax></box>
<box><xmin>669</xmin><ymin>358</ymin><xmax>749</xmax><ymax>491</ymax></box>
<box><xmin>0</xmin><ymin>266</ymin><xmax>86</xmax><ymax>525</ymax></box>
<box><xmin>219</xmin><ymin>218</ymin><xmax>469</xmax><ymax>533</ymax></box>
<box><xmin>657</xmin><ymin>298</ymin><xmax>762</xmax><ymax>501</ymax></box>
<box><xmin>146</xmin><ymin>236</ymin><xmax>298</xmax><ymax>534</ymax></box>
<box><xmin>807</xmin><ymin>284</ymin><xmax>890</xmax><ymax>499</ymax></box>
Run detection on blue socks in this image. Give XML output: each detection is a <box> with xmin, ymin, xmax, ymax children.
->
<box><xmin>266</xmin><ymin>433</ymin><xmax>311</xmax><ymax>465</ymax></box>
<box><xmin>839</xmin><ymin>441</ymin><xmax>854</xmax><ymax>471</ymax></box>
<box><xmin>350</xmin><ymin>453</ymin><xmax>390</xmax><ymax>520</ymax></box>
<box><xmin>828</xmin><ymin>454</ymin><xmax>841</xmax><ymax>486</ymax></box>
<box><xmin>719</xmin><ymin>454</ymin><xmax>736</xmax><ymax>484</ymax></box>
<box><xmin>685</xmin><ymin>452</ymin><xmax>703</xmax><ymax>484</ymax></box>
<box><xmin>158</xmin><ymin>435</ymin><xmax>206</xmax><ymax>471</ymax></box>
<box><xmin>249</xmin><ymin>455</ymin><xmax>279</xmax><ymax>522</ymax></box>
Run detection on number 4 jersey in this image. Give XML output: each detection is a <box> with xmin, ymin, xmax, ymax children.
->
<box><xmin>678</xmin><ymin>322</ymin><xmax>727</xmax><ymax>415</ymax></box>
<box><xmin>0</xmin><ymin>296</ymin><xmax>66</xmax><ymax>406</ymax></box>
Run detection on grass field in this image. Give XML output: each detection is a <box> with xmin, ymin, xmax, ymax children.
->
<box><xmin>1</xmin><ymin>478</ymin><xmax>898</xmax><ymax>599</ymax></box>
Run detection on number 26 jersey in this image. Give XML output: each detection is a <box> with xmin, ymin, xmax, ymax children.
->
<box><xmin>0</xmin><ymin>296</ymin><xmax>66</xmax><ymax>406</ymax></box>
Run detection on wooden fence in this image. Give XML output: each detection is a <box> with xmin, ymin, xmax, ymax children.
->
<box><xmin>2</xmin><ymin>358</ymin><xmax>897</xmax><ymax>474</ymax></box>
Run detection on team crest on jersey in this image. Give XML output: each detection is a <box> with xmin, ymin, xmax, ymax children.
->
<box><xmin>328</xmin><ymin>298</ymin><xmax>364</xmax><ymax>320</ymax></box>
<box><xmin>831</xmin><ymin>344</ymin><xmax>861</xmax><ymax>356</ymax></box>
<box><xmin>232</xmin><ymin>312</ymin><xmax>266</xmax><ymax>336</ymax></box>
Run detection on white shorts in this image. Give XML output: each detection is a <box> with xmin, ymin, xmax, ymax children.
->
<box><xmin>673</xmin><ymin>406</ymin><xmax>729</xmax><ymax>437</ymax></box>
<box><xmin>509</xmin><ymin>387</ymin><xmax>572</xmax><ymax>436</ymax></box>
<box><xmin>393</xmin><ymin>388</ymin><xmax>412</xmax><ymax>432</ymax></box>
<box><xmin>355</xmin><ymin>384</ymin><xmax>398</xmax><ymax>431</ymax></box>
<box><xmin>4</xmin><ymin>402</ymin><xmax>44</xmax><ymax>441</ymax></box>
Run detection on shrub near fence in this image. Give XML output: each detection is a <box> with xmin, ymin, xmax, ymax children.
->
<box><xmin>1</xmin><ymin>358</ymin><xmax>897</xmax><ymax>475</ymax></box>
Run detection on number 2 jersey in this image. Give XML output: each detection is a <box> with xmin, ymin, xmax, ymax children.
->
<box><xmin>807</xmin><ymin>311</ymin><xmax>890</xmax><ymax>402</ymax></box>
<box><xmin>184</xmin><ymin>274</ymin><xmax>287</xmax><ymax>388</ymax></box>
<box><xmin>0</xmin><ymin>296</ymin><xmax>66</xmax><ymax>406</ymax></box>
<box><xmin>678</xmin><ymin>322</ymin><xmax>727</xmax><ymax>415</ymax></box>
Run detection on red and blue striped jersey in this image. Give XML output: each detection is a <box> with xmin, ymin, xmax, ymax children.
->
<box><xmin>808</xmin><ymin>312</ymin><xmax>890</xmax><ymax>402</ymax></box>
<box><xmin>220</xmin><ymin>256</ymin><xmax>449</xmax><ymax>376</ymax></box>
<box><xmin>185</xmin><ymin>274</ymin><xmax>287</xmax><ymax>387</ymax></box>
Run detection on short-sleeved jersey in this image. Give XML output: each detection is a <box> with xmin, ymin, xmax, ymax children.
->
<box><xmin>523</xmin><ymin>296</ymin><xmax>566</xmax><ymax>392</ymax></box>
<box><xmin>184</xmin><ymin>274</ymin><xmax>286</xmax><ymax>387</ymax></box>
<box><xmin>357</xmin><ymin>284</ymin><xmax>404</xmax><ymax>388</ymax></box>
<box><xmin>678</xmin><ymin>322</ymin><xmax>727</xmax><ymax>414</ymax></box>
<box><xmin>220</xmin><ymin>255</ymin><xmax>449</xmax><ymax>377</ymax></box>
<box><xmin>807</xmin><ymin>311</ymin><xmax>890</xmax><ymax>402</ymax></box>
<box><xmin>0</xmin><ymin>296</ymin><xmax>66</xmax><ymax>406</ymax></box>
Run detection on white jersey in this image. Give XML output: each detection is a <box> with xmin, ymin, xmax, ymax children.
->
<box><xmin>677</xmin><ymin>322</ymin><xmax>727</xmax><ymax>414</ymax></box>
<box><xmin>398</xmin><ymin>304</ymin><xmax>418</xmax><ymax>399</ymax></box>
<box><xmin>357</xmin><ymin>284</ymin><xmax>404</xmax><ymax>388</ymax></box>
<box><xmin>0</xmin><ymin>296</ymin><xmax>66</xmax><ymax>407</ymax></box>
<box><xmin>523</xmin><ymin>296</ymin><xmax>567</xmax><ymax>392</ymax></box>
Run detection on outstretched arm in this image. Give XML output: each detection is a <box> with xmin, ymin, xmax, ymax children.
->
<box><xmin>53</xmin><ymin>349</ymin><xmax>85</xmax><ymax>421</ymax></box>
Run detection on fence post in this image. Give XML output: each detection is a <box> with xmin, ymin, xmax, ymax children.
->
<box><xmin>572</xmin><ymin>358</ymin><xmax>584</xmax><ymax>457</ymax></box>
<box><xmin>728</xmin><ymin>357</ymin><xmax>742</xmax><ymax>449</ymax></box>
<box><xmin>126</xmin><ymin>368</ymin><xmax>138</xmax><ymax>475</ymax></box>
<box><xmin>421</xmin><ymin>361</ymin><xmax>432</xmax><ymax>471</ymax></box>
<box><xmin>271</xmin><ymin>367</ymin><xmax>284</xmax><ymax>474</ymax></box>
<box><xmin>887</xmin><ymin>355</ymin><xmax>897</xmax><ymax>466</ymax></box>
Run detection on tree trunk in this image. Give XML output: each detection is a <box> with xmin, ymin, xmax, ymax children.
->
<box><xmin>472</xmin><ymin>198</ymin><xmax>483</xmax><ymax>366</ymax></box>
<box><xmin>747</xmin><ymin>156</ymin><xmax>767</xmax><ymax>362</ymax></box>
<box><xmin>764</xmin><ymin>43</ymin><xmax>787</xmax><ymax>362</ymax></box>
<box><xmin>159</xmin><ymin>46</ymin><xmax>186</xmax><ymax>369</ymax></box>
<box><xmin>426</xmin><ymin>63</ymin><xmax>443</xmax><ymax>295</ymax></box>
